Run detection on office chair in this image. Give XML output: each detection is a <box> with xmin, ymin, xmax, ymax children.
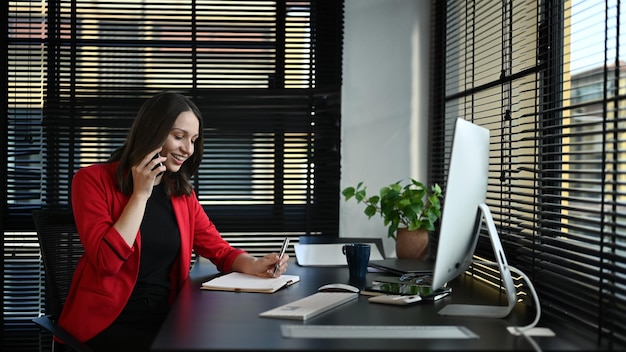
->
<box><xmin>32</xmin><ymin>209</ymin><xmax>94</xmax><ymax>352</ymax></box>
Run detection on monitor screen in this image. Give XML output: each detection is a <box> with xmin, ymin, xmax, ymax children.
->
<box><xmin>430</xmin><ymin>118</ymin><xmax>517</xmax><ymax>318</ymax></box>
<box><xmin>430</xmin><ymin>118</ymin><xmax>490</xmax><ymax>291</ymax></box>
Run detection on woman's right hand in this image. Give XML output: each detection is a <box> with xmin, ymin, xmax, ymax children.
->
<box><xmin>131</xmin><ymin>148</ymin><xmax>166</xmax><ymax>198</ymax></box>
<box><xmin>113</xmin><ymin>148</ymin><xmax>166</xmax><ymax>247</ymax></box>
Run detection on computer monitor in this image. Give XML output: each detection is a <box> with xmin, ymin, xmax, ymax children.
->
<box><xmin>431</xmin><ymin>118</ymin><xmax>517</xmax><ymax>318</ymax></box>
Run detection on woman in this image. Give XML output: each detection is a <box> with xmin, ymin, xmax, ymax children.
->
<box><xmin>58</xmin><ymin>92</ymin><xmax>289</xmax><ymax>351</ymax></box>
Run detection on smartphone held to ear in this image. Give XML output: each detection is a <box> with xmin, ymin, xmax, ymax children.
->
<box><xmin>152</xmin><ymin>153</ymin><xmax>164</xmax><ymax>176</ymax></box>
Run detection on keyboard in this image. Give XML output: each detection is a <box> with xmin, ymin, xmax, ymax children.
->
<box><xmin>281</xmin><ymin>324</ymin><xmax>479</xmax><ymax>339</ymax></box>
<box><xmin>259</xmin><ymin>292</ymin><xmax>358</xmax><ymax>320</ymax></box>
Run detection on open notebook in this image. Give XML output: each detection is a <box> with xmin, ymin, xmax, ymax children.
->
<box><xmin>201</xmin><ymin>272</ymin><xmax>300</xmax><ymax>294</ymax></box>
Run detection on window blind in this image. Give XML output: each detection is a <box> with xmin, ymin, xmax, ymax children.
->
<box><xmin>2</xmin><ymin>0</ymin><xmax>344</xmax><ymax>347</ymax></box>
<box><xmin>432</xmin><ymin>0</ymin><xmax>625</xmax><ymax>347</ymax></box>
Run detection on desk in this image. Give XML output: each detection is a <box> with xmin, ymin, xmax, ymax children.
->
<box><xmin>152</xmin><ymin>258</ymin><xmax>596</xmax><ymax>351</ymax></box>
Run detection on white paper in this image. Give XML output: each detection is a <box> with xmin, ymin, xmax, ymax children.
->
<box><xmin>294</xmin><ymin>243</ymin><xmax>384</xmax><ymax>266</ymax></box>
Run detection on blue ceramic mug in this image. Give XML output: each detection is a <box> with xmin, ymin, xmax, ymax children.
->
<box><xmin>342</xmin><ymin>243</ymin><xmax>371</xmax><ymax>280</ymax></box>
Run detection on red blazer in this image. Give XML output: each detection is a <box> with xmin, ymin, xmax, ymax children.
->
<box><xmin>58</xmin><ymin>162</ymin><xmax>246</xmax><ymax>342</ymax></box>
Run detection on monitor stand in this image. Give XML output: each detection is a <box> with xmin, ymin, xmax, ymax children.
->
<box><xmin>438</xmin><ymin>203</ymin><xmax>518</xmax><ymax>318</ymax></box>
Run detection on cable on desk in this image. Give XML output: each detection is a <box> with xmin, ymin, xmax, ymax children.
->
<box><xmin>473</xmin><ymin>260</ymin><xmax>548</xmax><ymax>352</ymax></box>
<box><xmin>506</xmin><ymin>265</ymin><xmax>542</xmax><ymax>352</ymax></box>
<box><xmin>505</xmin><ymin>265</ymin><xmax>540</xmax><ymax>332</ymax></box>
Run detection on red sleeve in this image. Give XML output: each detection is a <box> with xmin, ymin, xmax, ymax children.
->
<box><xmin>71</xmin><ymin>164</ymin><xmax>135</xmax><ymax>276</ymax></box>
<box><xmin>186</xmin><ymin>192</ymin><xmax>246</xmax><ymax>272</ymax></box>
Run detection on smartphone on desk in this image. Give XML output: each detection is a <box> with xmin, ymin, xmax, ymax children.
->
<box><xmin>422</xmin><ymin>287</ymin><xmax>452</xmax><ymax>301</ymax></box>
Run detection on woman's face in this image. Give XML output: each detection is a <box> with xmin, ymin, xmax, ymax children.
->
<box><xmin>160</xmin><ymin>110</ymin><xmax>200</xmax><ymax>174</ymax></box>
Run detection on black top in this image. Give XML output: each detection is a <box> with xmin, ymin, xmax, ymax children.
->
<box><xmin>134</xmin><ymin>182</ymin><xmax>181</xmax><ymax>299</ymax></box>
<box><xmin>88</xmin><ymin>183</ymin><xmax>181</xmax><ymax>348</ymax></box>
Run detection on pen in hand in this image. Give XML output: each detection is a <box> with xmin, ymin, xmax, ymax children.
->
<box><xmin>273</xmin><ymin>237</ymin><xmax>290</xmax><ymax>277</ymax></box>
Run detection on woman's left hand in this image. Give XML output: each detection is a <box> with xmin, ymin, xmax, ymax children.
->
<box><xmin>258</xmin><ymin>253</ymin><xmax>290</xmax><ymax>278</ymax></box>
<box><xmin>232</xmin><ymin>252</ymin><xmax>290</xmax><ymax>278</ymax></box>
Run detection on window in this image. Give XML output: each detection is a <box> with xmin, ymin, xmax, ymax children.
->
<box><xmin>2</xmin><ymin>0</ymin><xmax>344</xmax><ymax>344</ymax></box>
<box><xmin>432</xmin><ymin>0</ymin><xmax>625</xmax><ymax>346</ymax></box>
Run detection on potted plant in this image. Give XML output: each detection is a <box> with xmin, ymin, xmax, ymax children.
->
<box><xmin>341</xmin><ymin>179</ymin><xmax>443</xmax><ymax>260</ymax></box>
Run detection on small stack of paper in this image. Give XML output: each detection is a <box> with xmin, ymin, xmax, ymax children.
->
<box><xmin>294</xmin><ymin>243</ymin><xmax>384</xmax><ymax>266</ymax></box>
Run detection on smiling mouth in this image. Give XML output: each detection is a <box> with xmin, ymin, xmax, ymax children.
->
<box><xmin>171</xmin><ymin>154</ymin><xmax>187</xmax><ymax>163</ymax></box>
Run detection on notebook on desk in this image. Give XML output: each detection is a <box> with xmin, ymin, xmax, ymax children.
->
<box><xmin>368</xmin><ymin>258</ymin><xmax>433</xmax><ymax>275</ymax></box>
<box><xmin>201</xmin><ymin>272</ymin><xmax>300</xmax><ymax>293</ymax></box>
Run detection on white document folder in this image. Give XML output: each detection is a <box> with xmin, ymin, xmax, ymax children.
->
<box><xmin>294</xmin><ymin>243</ymin><xmax>384</xmax><ymax>266</ymax></box>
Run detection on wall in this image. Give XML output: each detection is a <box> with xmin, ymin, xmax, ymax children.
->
<box><xmin>339</xmin><ymin>0</ymin><xmax>431</xmax><ymax>258</ymax></box>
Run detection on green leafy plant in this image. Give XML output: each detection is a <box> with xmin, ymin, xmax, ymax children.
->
<box><xmin>342</xmin><ymin>179</ymin><xmax>443</xmax><ymax>240</ymax></box>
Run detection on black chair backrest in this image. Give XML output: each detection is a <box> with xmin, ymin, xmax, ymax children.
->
<box><xmin>32</xmin><ymin>209</ymin><xmax>83</xmax><ymax>322</ymax></box>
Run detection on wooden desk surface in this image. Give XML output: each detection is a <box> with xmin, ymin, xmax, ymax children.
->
<box><xmin>151</xmin><ymin>257</ymin><xmax>597</xmax><ymax>351</ymax></box>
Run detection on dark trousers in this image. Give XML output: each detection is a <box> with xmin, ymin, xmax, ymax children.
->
<box><xmin>86</xmin><ymin>294</ymin><xmax>169</xmax><ymax>352</ymax></box>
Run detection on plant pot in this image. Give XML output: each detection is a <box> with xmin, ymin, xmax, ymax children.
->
<box><xmin>395</xmin><ymin>228</ymin><xmax>429</xmax><ymax>261</ymax></box>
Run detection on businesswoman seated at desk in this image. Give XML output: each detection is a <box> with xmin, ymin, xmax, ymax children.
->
<box><xmin>58</xmin><ymin>92</ymin><xmax>290</xmax><ymax>352</ymax></box>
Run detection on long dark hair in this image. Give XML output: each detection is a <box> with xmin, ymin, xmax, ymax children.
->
<box><xmin>109</xmin><ymin>92</ymin><xmax>204</xmax><ymax>197</ymax></box>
